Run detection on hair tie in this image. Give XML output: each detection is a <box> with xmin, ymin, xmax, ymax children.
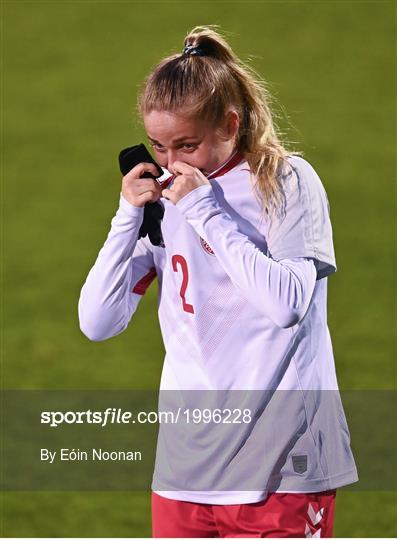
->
<box><xmin>183</xmin><ymin>44</ymin><xmax>205</xmax><ymax>56</ymax></box>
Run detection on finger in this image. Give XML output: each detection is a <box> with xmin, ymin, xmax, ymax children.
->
<box><xmin>136</xmin><ymin>193</ymin><xmax>155</xmax><ymax>206</ymax></box>
<box><xmin>172</xmin><ymin>174</ymin><xmax>184</xmax><ymax>183</ymax></box>
<box><xmin>170</xmin><ymin>175</ymin><xmax>189</xmax><ymax>191</ymax></box>
<box><xmin>136</xmin><ymin>185</ymin><xmax>161</xmax><ymax>197</ymax></box>
<box><xmin>136</xmin><ymin>190</ymin><xmax>161</xmax><ymax>205</ymax></box>
<box><xmin>162</xmin><ymin>188</ymin><xmax>176</xmax><ymax>203</ymax></box>
<box><xmin>125</xmin><ymin>162</ymin><xmax>160</xmax><ymax>180</ymax></box>
<box><xmin>123</xmin><ymin>181</ymin><xmax>162</xmax><ymax>201</ymax></box>
<box><xmin>133</xmin><ymin>178</ymin><xmax>162</xmax><ymax>191</ymax></box>
<box><xmin>171</xmin><ymin>161</ymin><xmax>195</xmax><ymax>175</ymax></box>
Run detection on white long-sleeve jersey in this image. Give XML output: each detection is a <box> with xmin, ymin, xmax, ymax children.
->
<box><xmin>78</xmin><ymin>154</ymin><xmax>358</xmax><ymax>504</ymax></box>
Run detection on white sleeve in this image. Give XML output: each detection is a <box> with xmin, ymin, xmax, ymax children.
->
<box><xmin>267</xmin><ymin>156</ymin><xmax>337</xmax><ymax>279</ymax></box>
<box><xmin>78</xmin><ymin>194</ymin><xmax>156</xmax><ymax>341</ymax></box>
<box><xmin>176</xmin><ymin>186</ymin><xmax>317</xmax><ymax>329</ymax></box>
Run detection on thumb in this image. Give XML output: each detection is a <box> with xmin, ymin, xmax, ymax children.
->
<box><xmin>162</xmin><ymin>188</ymin><xmax>175</xmax><ymax>203</ymax></box>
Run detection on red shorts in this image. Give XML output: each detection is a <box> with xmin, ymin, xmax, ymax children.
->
<box><xmin>152</xmin><ymin>490</ymin><xmax>337</xmax><ymax>538</ymax></box>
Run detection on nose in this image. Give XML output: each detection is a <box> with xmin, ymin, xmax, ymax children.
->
<box><xmin>167</xmin><ymin>149</ymin><xmax>180</xmax><ymax>175</ymax></box>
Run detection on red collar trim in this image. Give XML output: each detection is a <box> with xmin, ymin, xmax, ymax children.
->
<box><xmin>160</xmin><ymin>151</ymin><xmax>244</xmax><ymax>189</ymax></box>
<box><xmin>207</xmin><ymin>150</ymin><xmax>244</xmax><ymax>179</ymax></box>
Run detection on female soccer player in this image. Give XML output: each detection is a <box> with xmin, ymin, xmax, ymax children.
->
<box><xmin>79</xmin><ymin>26</ymin><xmax>358</xmax><ymax>538</ymax></box>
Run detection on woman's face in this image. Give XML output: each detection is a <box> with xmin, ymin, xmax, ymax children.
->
<box><xmin>143</xmin><ymin>110</ymin><xmax>239</xmax><ymax>176</ymax></box>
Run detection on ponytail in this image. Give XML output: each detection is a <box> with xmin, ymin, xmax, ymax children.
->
<box><xmin>138</xmin><ymin>25</ymin><xmax>298</xmax><ymax>216</ymax></box>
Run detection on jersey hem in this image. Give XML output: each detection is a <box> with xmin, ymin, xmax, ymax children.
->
<box><xmin>152</xmin><ymin>467</ymin><xmax>359</xmax><ymax>505</ymax></box>
<box><xmin>152</xmin><ymin>490</ymin><xmax>268</xmax><ymax>505</ymax></box>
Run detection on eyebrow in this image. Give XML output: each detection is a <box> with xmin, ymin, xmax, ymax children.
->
<box><xmin>148</xmin><ymin>136</ymin><xmax>199</xmax><ymax>144</ymax></box>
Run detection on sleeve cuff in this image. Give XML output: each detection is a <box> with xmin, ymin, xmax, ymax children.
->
<box><xmin>119</xmin><ymin>193</ymin><xmax>145</xmax><ymax>219</ymax></box>
<box><xmin>175</xmin><ymin>184</ymin><xmax>214</xmax><ymax>215</ymax></box>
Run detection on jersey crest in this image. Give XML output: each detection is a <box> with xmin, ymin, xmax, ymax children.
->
<box><xmin>200</xmin><ymin>236</ymin><xmax>215</xmax><ymax>256</ymax></box>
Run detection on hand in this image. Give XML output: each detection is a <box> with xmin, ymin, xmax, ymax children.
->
<box><xmin>121</xmin><ymin>162</ymin><xmax>162</xmax><ymax>208</ymax></box>
<box><xmin>162</xmin><ymin>161</ymin><xmax>211</xmax><ymax>205</ymax></box>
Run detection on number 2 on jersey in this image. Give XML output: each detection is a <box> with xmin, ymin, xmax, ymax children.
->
<box><xmin>171</xmin><ymin>254</ymin><xmax>194</xmax><ymax>314</ymax></box>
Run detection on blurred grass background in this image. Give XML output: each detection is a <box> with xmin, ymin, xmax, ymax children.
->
<box><xmin>1</xmin><ymin>0</ymin><xmax>396</xmax><ymax>537</ymax></box>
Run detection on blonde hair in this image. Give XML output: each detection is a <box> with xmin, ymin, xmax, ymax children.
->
<box><xmin>138</xmin><ymin>25</ymin><xmax>297</xmax><ymax>216</ymax></box>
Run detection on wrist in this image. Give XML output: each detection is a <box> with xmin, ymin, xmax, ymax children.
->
<box><xmin>119</xmin><ymin>193</ymin><xmax>145</xmax><ymax>217</ymax></box>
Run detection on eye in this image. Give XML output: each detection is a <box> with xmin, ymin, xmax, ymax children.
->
<box><xmin>181</xmin><ymin>143</ymin><xmax>197</xmax><ymax>151</ymax></box>
<box><xmin>150</xmin><ymin>142</ymin><xmax>166</xmax><ymax>152</ymax></box>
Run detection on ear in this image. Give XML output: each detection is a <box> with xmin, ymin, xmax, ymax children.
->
<box><xmin>224</xmin><ymin>109</ymin><xmax>240</xmax><ymax>140</ymax></box>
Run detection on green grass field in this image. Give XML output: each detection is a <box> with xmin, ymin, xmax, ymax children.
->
<box><xmin>2</xmin><ymin>0</ymin><xmax>396</xmax><ymax>537</ymax></box>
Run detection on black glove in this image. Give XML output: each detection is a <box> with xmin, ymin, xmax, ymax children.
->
<box><xmin>118</xmin><ymin>144</ymin><xmax>165</xmax><ymax>247</ymax></box>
